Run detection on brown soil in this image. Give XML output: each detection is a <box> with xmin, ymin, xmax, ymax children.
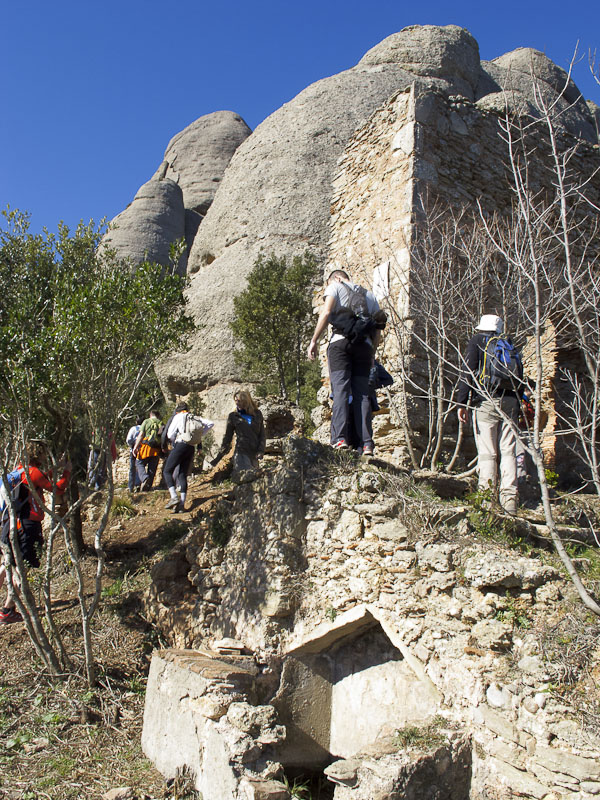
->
<box><xmin>0</xmin><ymin>469</ymin><xmax>228</xmax><ymax>800</ymax></box>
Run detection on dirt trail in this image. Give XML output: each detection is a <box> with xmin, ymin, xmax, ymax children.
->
<box><xmin>0</xmin><ymin>467</ymin><xmax>229</xmax><ymax>799</ymax></box>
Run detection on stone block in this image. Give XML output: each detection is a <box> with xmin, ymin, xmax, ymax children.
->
<box><xmin>227</xmin><ymin>702</ymin><xmax>278</xmax><ymax>735</ymax></box>
<box><xmin>581</xmin><ymin>782</ymin><xmax>600</xmax><ymax>795</ymax></box>
<box><xmin>534</xmin><ymin>745</ymin><xmax>600</xmax><ymax>781</ymax></box>
<box><xmin>471</xmin><ymin>620</ymin><xmax>512</xmax><ymax>651</ymax></box>
<box><xmin>332</xmin><ymin>510</ymin><xmax>363</xmax><ymax>542</ymax></box>
<box><xmin>473</xmin><ymin>704</ymin><xmax>519</xmax><ymax>744</ymax></box>
<box><xmin>239</xmin><ymin>778</ymin><xmax>291</xmax><ymax>800</ymax></box>
<box><xmin>487</xmin><ymin>683</ymin><xmax>512</xmax><ymax>709</ymax></box>
<box><xmin>488</xmin><ymin>756</ymin><xmax>551</xmax><ymax>799</ymax></box>
<box><xmin>415</xmin><ymin>542</ymin><xmax>456</xmax><ymax>572</ymax></box>
<box><xmin>464</xmin><ymin>551</ymin><xmax>560</xmax><ymax>591</ymax></box>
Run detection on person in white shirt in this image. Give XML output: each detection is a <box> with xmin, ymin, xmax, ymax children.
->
<box><xmin>125</xmin><ymin>416</ymin><xmax>142</xmax><ymax>492</ymax></box>
<box><xmin>307</xmin><ymin>269</ymin><xmax>382</xmax><ymax>455</ymax></box>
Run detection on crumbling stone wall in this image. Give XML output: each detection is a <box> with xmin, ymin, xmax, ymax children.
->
<box><xmin>143</xmin><ymin>439</ymin><xmax>600</xmax><ymax>799</ymax></box>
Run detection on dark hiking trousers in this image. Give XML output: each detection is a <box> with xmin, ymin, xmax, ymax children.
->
<box><xmin>163</xmin><ymin>442</ymin><xmax>195</xmax><ymax>494</ymax></box>
<box><xmin>328</xmin><ymin>338</ymin><xmax>374</xmax><ymax>448</ymax></box>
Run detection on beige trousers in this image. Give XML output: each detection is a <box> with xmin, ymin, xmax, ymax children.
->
<box><xmin>474</xmin><ymin>397</ymin><xmax>519</xmax><ymax>512</ymax></box>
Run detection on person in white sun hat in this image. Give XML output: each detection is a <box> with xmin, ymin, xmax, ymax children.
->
<box><xmin>456</xmin><ymin>314</ymin><xmax>524</xmax><ymax>514</ymax></box>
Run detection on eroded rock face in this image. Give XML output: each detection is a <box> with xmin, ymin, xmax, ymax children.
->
<box><xmin>156</xmin><ymin>27</ymin><xmax>598</xmax><ymax>404</ymax></box>
<box><xmin>152</xmin><ymin>111</ymin><xmax>252</xmax><ymax>215</ymax></box>
<box><xmin>478</xmin><ymin>48</ymin><xmax>597</xmax><ymax>142</ymax></box>
<box><xmin>158</xmin><ymin>25</ymin><xmax>481</xmax><ymax>396</ymax></box>
<box><xmin>359</xmin><ymin>24</ymin><xmax>481</xmax><ymax>99</ymax></box>
<box><xmin>102</xmin><ymin>177</ymin><xmax>185</xmax><ymax>269</ymax></box>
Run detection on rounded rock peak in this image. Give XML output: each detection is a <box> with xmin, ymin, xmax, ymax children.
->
<box><xmin>358</xmin><ymin>24</ymin><xmax>480</xmax><ymax>92</ymax></box>
<box><xmin>491</xmin><ymin>48</ymin><xmax>583</xmax><ymax>105</ymax></box>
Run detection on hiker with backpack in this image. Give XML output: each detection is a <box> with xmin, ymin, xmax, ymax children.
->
<box><xmin>210</xmin><ymin>390</ymin><xmax>266</xmax><ymax>478</ymax></box>
<box><xmin>0</xmin><ymin>443</ymin><xmax>71</xmax><ymax>624</ymax></box>
<box><xmin>163</xmin><ymin>402</ymin><xmax>214</xmax><ymax>513</ymax></box>
<box><xmin>133</xmin><ymin>410</ymin><xmax>162</xmax><ymax>491</ymax></box>
<box><xmin>307</xmin><ymin>268</ymin><xmax>386</xmax><ymax>455</ymax></box>
<box><xmin>456</xmin><ymin>314</ymin><xmax>524</xmax><ymax>514</ymax></box>
<box><xmin>126</xmin><ymin>415</ymin><xmax>143</xmax><ymax>492</ymax></box>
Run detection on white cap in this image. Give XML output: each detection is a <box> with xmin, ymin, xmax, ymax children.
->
<box><xmin>476</xmin><ymin>314</ymin><xmax>503</xmax><ymax>333</ymax></box>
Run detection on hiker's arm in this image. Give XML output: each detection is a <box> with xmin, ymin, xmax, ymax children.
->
<box><xmin>371</xmin><ymin>328</ymin><xmax>381</xmax><ymax>354</ymax></box>
<box><xmin>257</xmin><ymin>415</ymin><xmax>266</xmax><ymax>458</ymax></box>
<box><xmin>132</xmin><ymin>429</ymin><xmax>144</xmax><ymax>457</ymax></box>
<box><xmin>456</xmin><ymin>338</ymin><xmax>480</xmax><ymax>422</ymax></box>
<box><xmin>307</xmin><ymin>295</ymin><xmax>336</xmax><ymax>360</ymax></box>
<box><xmin>211</xmin><ymin>416</ymin><xmax>235</xmax><ymax>467</ymax></box>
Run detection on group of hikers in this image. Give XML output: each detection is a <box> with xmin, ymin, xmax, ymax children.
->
<box><xmin>309</xmin><ymin>268</ymin><xmax>530</xmax><ymax>516</ymax></box>
<box><xmin>123</xmin><ymin>392</ymin><xmax>266</xmax><ymax>509</ymax></box>
<box><xmin>0</xmin><ymin>266</ymin><xmax>530</xmax><ymax>627</ymax></box>
<box><xmin>0</xmin><ymin>391</ymin><xmax>266</xmax><ymax>625</ymax></box>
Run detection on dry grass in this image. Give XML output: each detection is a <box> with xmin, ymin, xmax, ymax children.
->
<box><xmin>0</xmin><ymin>477</ymin><xmax>219</xmax><ymax>800</ymax></box>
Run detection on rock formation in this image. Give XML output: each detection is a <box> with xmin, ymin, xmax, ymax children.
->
<box><xmin>152</xmin><ymin>111</ymin><xmax>252</xmax><ymax>216</ymax></box>
<box><xmin>108</xmin><ymin>24</ymin><xmax>600</xmax><ymax>463</ymax></box>
<box><xmin>101</xmin><ymin>177</ymin><xmax>185</xmax><ymax>270</ymax></box>
<box><xmin>157</xmin><ymin>25</ymin><xmax>483</xmax><ymax>405</ymax></box>
<box><xmin>103</xmin><ymin>111</ymin><xmax>251</xmax><ymax>273</ymax></box>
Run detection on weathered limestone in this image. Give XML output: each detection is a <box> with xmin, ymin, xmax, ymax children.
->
<box><xmin>101</xmin><ymin>177</ymin><xmax>185</xmax><ymax>270</ymax></box>
<box><xmin>152</xmin><ymin>111</ymin><xmax>252</xmax><ymax>216</ymax></box>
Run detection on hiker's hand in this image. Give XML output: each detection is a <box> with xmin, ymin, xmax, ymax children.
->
<box><xmin>307</xmin><ymin>340</ymin><xmax>317</xmax><ymax>361</ymax></box>
<box><xmin>458</xmin><ymin>408</ymin><xmax>470</xmax><ymax>425</ymax></box>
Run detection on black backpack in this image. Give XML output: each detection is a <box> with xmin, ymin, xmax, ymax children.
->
<box><xmin>1</xmin><ymin>468</ymin><xmax>30</xmax><ymax>544</ymax></box>
<box><xmin>329</xmin><ymin>284</ymin><xmax>387</xmax><ymax>345</ymax></box>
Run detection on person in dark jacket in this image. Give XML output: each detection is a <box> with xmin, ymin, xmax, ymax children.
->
<box><xmin>456</xmin><ymin>314</ymin><xmax>523</xmax><ymax>514</ymax></box>
<box><xmin>210</xmin><ymin>390</ymin><xmax>266</xmax><ymax>475</ymax></box>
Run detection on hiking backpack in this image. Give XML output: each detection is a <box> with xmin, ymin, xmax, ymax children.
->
<box><xmin>141</xmin><ymin>418</ymin><xmax>162</xmax><ymax>449</ymax></box>
<box><xmin>329</xmin><ymin>284</ymin><xmax>387</xmax><ymax>345</ymax></box>
<box><xmin>0</xmin><ymin>468</ymin><xmax>30</xmax><ymax>529</ymax></box>
<box><xmin>180</xmin><ymin>415</ymin><xmax>214</xmax><ymax>446</ymax></box>
<box><xmin>479</xmin><ymin>335</ymin><xmax>523</xmax><ymax>392</ymax></box>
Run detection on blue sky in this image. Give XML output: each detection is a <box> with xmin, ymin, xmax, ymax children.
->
<box><xmin>2</xmin><ymin>0</ymin><xmax>599</xmax><ymax>234</ymax></box>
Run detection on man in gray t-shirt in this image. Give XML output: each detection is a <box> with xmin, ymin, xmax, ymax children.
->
<box><xmin>307</xmin><ymin>269</ymin><xmax>381</xmax><ymax>454</ymax></box>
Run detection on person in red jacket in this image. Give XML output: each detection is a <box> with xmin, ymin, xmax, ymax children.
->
<box><xmin>0</xmin><ymin>443</ymin><xmax>71</xmax><ymax>624</ymax></box>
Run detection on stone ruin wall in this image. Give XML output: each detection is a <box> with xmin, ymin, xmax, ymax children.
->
<box><xmin>321</xmin><ymin>81</ymin><xmax>600</xmax><ymax>476</ymax></box>
<box><xmin>142</xmin><ymin>439</ymin><xmax>600</xmax><ymax>799</ymax></box>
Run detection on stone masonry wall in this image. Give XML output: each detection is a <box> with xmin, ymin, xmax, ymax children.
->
<box><xmin>144</xmin><ymin>439</ymin><xmax>600</xmax><ymax>799</ymax></box>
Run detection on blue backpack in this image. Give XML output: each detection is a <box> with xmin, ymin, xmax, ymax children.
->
<box><xmin>479</xmin><ymin>335</ymin><xmax>522</xmax><ymax>392</ymax></box>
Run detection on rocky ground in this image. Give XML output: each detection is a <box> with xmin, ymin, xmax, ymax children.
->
<box><xmin>2</xmin><ymin>442</ymin><xmax>600</xmax><ymax>800</ymax></box>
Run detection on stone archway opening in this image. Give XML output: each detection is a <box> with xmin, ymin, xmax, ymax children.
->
<box><xmin>273</xmin><ymin>605</ymin><xmax>442</xmax><ymax>774</ymax></box>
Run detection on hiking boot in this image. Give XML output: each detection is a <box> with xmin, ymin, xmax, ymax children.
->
<box><xmin>332</xmin><ymin>439</ymin><xmax>349</xmax><ymax>450</ymax></box>
<box><xmin>362</xmin><ymin>445</ymin><xmax>374</xmax><ymax>457</ymax></box>
<box><xmin>165</xmin><ymin>497</ymin><xmax>180</xmax><ymax>509</ymax></box>
<box><xmin>140</xmin><ymin>478</ymin><xmax>151</xmax><ymax>492</ymax></box>
<box><xmin>172</xmin><ymin>501</ymin><xmax>185</xmax><ymax>514</ymax></box>
<box><xmin>0</xmin><ymin>608</ymin><xmax>23</xmax><ymax>625</ymax></box>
